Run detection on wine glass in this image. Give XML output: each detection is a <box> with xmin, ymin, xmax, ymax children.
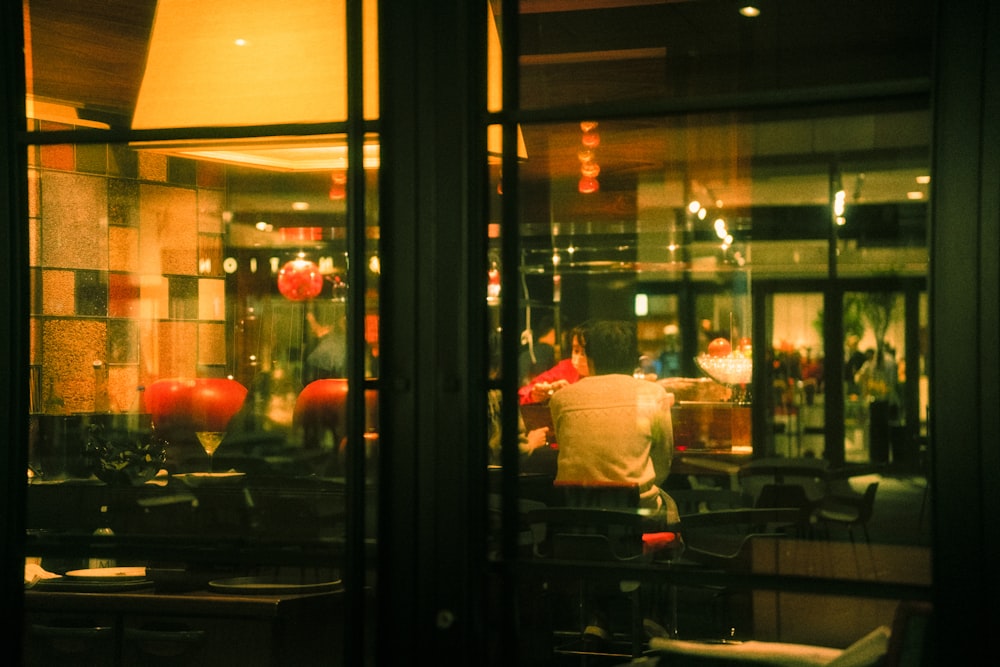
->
<box><xmin>195</xmin><ymin>431</ymin><xmax>226</xmax><ymax>472</ymax></box>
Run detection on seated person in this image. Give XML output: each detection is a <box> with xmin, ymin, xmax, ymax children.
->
<box><xmin>518</xmin><ymin>322</ymin><xmax>591</xmax><ymax>405</ymax></box>
<box><xmin>548</xmin><ymin>319</ymin><xmax>679</xmax><ymax>645</ymax></box>
<box><xmin>487</xmin><ymin>388</ymin><xmax>556</xmax><ymax>474</ymax></box>
<box><xmin>488</xmin><ymin>332</ymin><xmax>557</xmax><ymax>474</ymax></box>
<box><xmin>549</xmin><ymin>319</ymin><xmax>678</xmax><ymax>522</ymax></box>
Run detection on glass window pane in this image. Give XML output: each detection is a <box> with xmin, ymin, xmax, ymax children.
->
<box><xmin>27</xmin><ymin>139</ymin><xmax>378</xmax><ymax>565</ymax></box>
<box><xmin>505</xmin><ymin>3</ymin><xmax>933</xmax><ymax>660</ymax></box>
<box><xmin>518</xmin><ymin>1</ymin><xmax>933</xmax><ymax>111</ymax></box>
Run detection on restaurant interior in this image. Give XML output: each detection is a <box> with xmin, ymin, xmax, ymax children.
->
<box><xmin>2</xmin><ymin>0</ymin><xmax>998</xmax><ymax>665</ymax></box>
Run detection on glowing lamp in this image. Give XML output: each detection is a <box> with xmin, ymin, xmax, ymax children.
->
<box><xmin>578</xmin><ymin>176</ymin><xmax>600</xmax><ymax>194</ymax></box>
<box><xmin>294</xmin><ymin>379</ymin><xmax>379</xmax><ymax>444</ymax></box>
<box><xmin>145</xmin><ymin>378</ymin><xmax>248</xmax><ymax>433</ymax></box>
<box><xmin>277</xmin><ymin>258</ymin><xmax>324</xmax><ymax>301</ymax></box>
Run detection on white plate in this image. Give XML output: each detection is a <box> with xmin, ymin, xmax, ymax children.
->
<box><xmin>65</xmin><ymin>566</ymin><xmax>148</xmax><ymax>580</ymax></box>
<box><xmin>173</xmin><ymin>472</ymin><xmax>246</xmax><ymax>487</ymax></box>
<box><xmin>208</xmin><ymin>576</ymin><xmax>342</xmax><ymax>595</ymax></box>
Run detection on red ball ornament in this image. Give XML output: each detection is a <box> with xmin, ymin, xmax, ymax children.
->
<box><xmin>708</xmin><ymin>337</ymin><xmax>732</xmax><ymax>357</ymax></box>
<box><xmin>736</xmin><ymin>337</ymin><xmax>753</xmax><ymax>357</ymax></box>
<box><xmin>277</xmin><ymin>258</ymin><xmax>324</xmax><ymax>301</ymax></box>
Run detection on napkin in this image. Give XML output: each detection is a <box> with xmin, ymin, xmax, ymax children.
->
<box><xmin>24</xmin><ymin>562</ymin><xmax>62</xmax><ymax>587</ymax></box>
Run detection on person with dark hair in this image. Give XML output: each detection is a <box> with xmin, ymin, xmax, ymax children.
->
<box><xmin>549</xmin><ymin>320</ymin><xmax>676</xmax><ymax>517</ymax></box>
<box><xmin>548</xmin><ymin>320</ymin><xmax>679</xmax><ymax>645</ymax></box>
<box><xmin>487</xmin><ymin>330</ymin><xmax>555</xmax><ymax>473</ymax></box>
<box><xmin>518</xmin><ymin>321</ymin><xmax>591</xmax><ymax>405</ymax></box>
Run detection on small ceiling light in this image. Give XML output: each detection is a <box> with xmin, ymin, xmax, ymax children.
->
<box><xmin>907</xmin><ymin>191</ymin><xmax>925</xmax><ymax>200</ymax></box>
<box><xmin>739</xmin><ymin>6</ymin><xmax>761</xmax><ymax>18</ymax></box>
<box><xmin>291</xmin><ymin>201</ymin><xmax>310</xmax><ymax>211</ymax></box>
<box><xmin>916</xmin><ymin>175</ymin><xmax>931</xmax><ymax>184</ymax></box>
<box><xmin>687</xmin><ymin>200</ymin><xmax>701</xmax><ymax>214</ymax></box>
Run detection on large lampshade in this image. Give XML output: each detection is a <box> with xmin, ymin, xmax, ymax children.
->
<box><xmin>131</xmin><ymin>0</ymin><xmax>524</xmax><ymax>169</ymax></box>
<box><xmin>145</xmin><ymin>378</ymin><xmax>248</xmax><ymax>433</ymax></box>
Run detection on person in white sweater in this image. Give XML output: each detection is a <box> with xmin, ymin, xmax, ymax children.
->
<box><xmin>548</xmin><ymin>319</ymin><xmax>679</xmax><ymax>645</ymax></box>
<box><xmin>550</xmin><ymin>319</ymin><xmax>678</xmax><ymax>523</ymax></box>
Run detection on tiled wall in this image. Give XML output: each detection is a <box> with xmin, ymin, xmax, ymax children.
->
<box><xmin>29</xmin><ymin>139</ymin><xmax>229</xmax><ymax>415</ymax></box>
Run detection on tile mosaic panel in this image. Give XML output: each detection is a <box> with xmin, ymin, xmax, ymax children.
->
<box><xmin>107</xmin><ymin>319</ymin><xmax>139</xmax><ymax>365</ymax></box>
<box><xmin>109</xmin><ymin>145</ymin><xmax>139</xmax><ymax>179</ymax></box>
<box><xmin>108</xmin><ymin>178</ymin><xmax>140</xmax><ymax>227</ymax></box>
<box><xmin>198</xmin><ymin>322</ymin><xmax>227</xmax><ymax>367</ymax></box>
<box><xmin>40</xmin><ymin>144</ymin><xmax>73</xmax><ymax>171</ymax></box>
<box><xmin>76</xmin><ymin>144</ymin><xmax>108</xmax><ymax>174</ymax></box>
<box><xmin>41</xmin><ymin>269</ymin><xmax>76</xmax><ymax>316</ymax></box>
<box><xmin>138</xmin><ymin>183</ymin><xmax>198</xmax><ymax>276</ymax></box>
<box><xmin>198</xmin><ymin>278</ymin><xmax>227</xmax><ymax>321</ymax></box>
<box><xmin>41</xmin><ymin>319</ymin><xmax>107</xmax><ymax>414</ymax></box>
<box><xmin>197</xmin><ymin>189</ymin><xmax>225</xmax><ymax>234</ymax></box>
<box><xmin>108</xmin><ymin>273</ymin><xmax>140</xmax><ymax>318</ymax></box>
<box><xmin>153</xmin><ymin>320</ymin><xmax>200</xmax><ymax>380</ymax></box>
<box><xmin>108</xmin><ymin>365</ymin><xmax>142</xmax><ymax>414</ymax></box>
<box><xmin>75</xmin><ymin>270</ymin><xmax>108</xmax><ymax>317</ymax></box>
<box><xmin>109</xmin><ymin>226</ymin><xmax>139</xmax><ymax>273</ymax></box>
<box><xmin>169</xmin><ymin>276</ymin><xmax>199</xmax><ymax>320</ymax></box>
<box><xmin>40</xmin><ymin>171</ymin><xmax>109</xmax><ymax>270</ymax></box>
<box><xmin>138</xmin><ymin>152</ymin><xmax>168</xmax><ymax>182</ymax></box>
<box><xmin>138</xmin><ymin>274</ymin><xmax>169</xmax><ymax>320</ymax></box>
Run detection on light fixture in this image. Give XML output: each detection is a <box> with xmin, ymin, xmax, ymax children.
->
<box><xmin>739</xmin><ymin>6</ymin><xmax>761</xmax><ymax>18</ymax></box>
<box><xmin>25</xmin><ymin>96</ymin><xmax>110</xmax><ymax>129</ymax></box>
<box><xmin>131</xmin><ymin>0</ymin><xmax>523</xmax><ymax>170</ymax></box>
<box><xmin>577</xmin><ymin>121</ymin><xmax>600</xmax><ymax>194</ymax></box>
<box><xmin>634</xmin><ymin>294</ymin><xmax>649</xmax><ymax>317</ymax></box>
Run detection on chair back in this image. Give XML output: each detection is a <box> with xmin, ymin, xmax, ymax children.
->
<box><xmin>676</xmin><ymin>507</ymin><xmax>803</xmax><ymax>564</ymax></box>
<box><xmin>753</xmin><ymin>482</ymin><xmax>816</xmax><ymax>530</ymax></box>
<box><xmin>529</xmin><ymin>481</ymin><xmax>664</xmax><ymax>561</ymax></box>
<box><xmin>857</xmin><ymin>481</ymin><xmax>879</xmax><ymax>522</ymax></box>
<box><xmin>552</xmin><ymin>480</ymin><xmax>639</xmax><ymax>508</ymax></box>
<box><xmin>526</xmin><ymin>506</ymin><xmax>655</xmax><ymax>561</ymax></box>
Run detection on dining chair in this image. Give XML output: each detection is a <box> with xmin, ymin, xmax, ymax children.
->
<box><xmin>670</xmin><ymin>507</ymin><xmax>803</xmax><ymax>640</ymax></box>
<box><xmin>815</xmin><ymin>481</ymin><xmax>879</xmax><ymax>544</ymax></box>
<box><xmin>753</xmin><ymin>482</ymin><xmax>818</xmax><ymax>538</ymax></box>
<box><xmin>525</xmin><ymin>481</ymin><xmax>681</xmax><ymax>661</ymax></box>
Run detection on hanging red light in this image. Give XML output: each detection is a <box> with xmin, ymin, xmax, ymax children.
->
<box><xmin>578</xmin><ymin>121</ymin><xmax>601</xmax><ymax>194</ymax></box>
<box><xmin>329</xmin><ymin>170</ymin><xmax>347</xmax><ymax>200</ymax></box>
<box><xmin>277</xmin><ymin>258</ymin><xmax>324</xmax><ymax>301</ymax></box>
<box><xmin>578</xmin><ymin>176</ymin><xmax>600</xmax><ymax>194</ymax></box>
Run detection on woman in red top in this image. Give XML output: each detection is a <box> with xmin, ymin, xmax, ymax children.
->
<box><xmin>518</xmin><ymin>323</ymin><xmax>591</xmax><ymax>405</ymax></box>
